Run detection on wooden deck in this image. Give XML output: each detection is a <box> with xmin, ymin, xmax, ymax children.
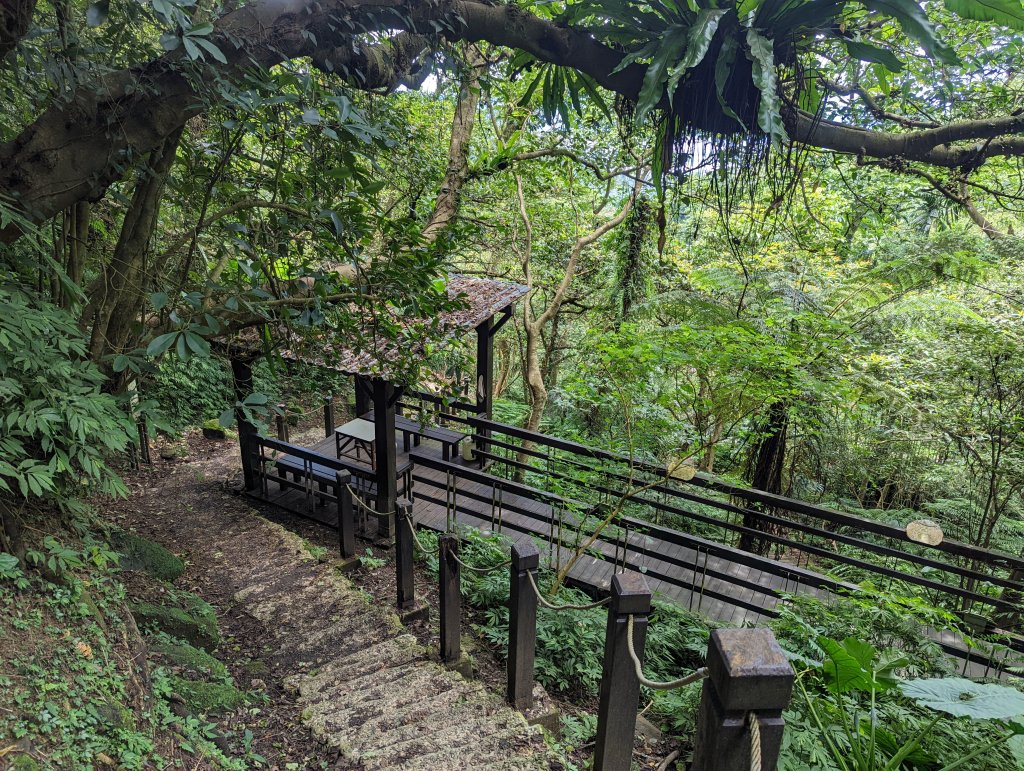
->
<box><xmin>300</xmin><ymin>432</ymin><xmax>825</xmax><ymax>626</ymax></box>
<box><xmin>254</xmin><ymin>432</ymin><xmax>1020</xmax><ymax>677</ymax></box>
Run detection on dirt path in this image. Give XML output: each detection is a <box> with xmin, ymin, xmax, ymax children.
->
<box><xmin>109</xmin><ymin>433</ymin><xmax>551</xmax><ymax>770</ymax></box>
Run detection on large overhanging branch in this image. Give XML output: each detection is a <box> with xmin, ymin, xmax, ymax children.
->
<box><xmin>788</xmin><ymin>111</ymin><xmax>1024</xmax><ymax>170</ymax></box>
<box><xmin>4</xmin><ymin>0</ymin><xmax>1024</xmax><ymax>243</ymax></box>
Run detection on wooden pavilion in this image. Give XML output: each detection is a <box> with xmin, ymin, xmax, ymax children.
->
<box><xmin>216</xmin><ymin>276</ymin><xmax>1024</xmax><ymax>678</ymax></box>
<box><xmin>223</xmin><ymin>274</ymin><xmax>528</xmax><ymax>537</ymax></box>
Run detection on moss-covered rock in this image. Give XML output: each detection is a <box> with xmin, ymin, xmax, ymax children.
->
<box><xmin>149</xmin><ymin>638</ymin><xmax>229</xmax><ymax>681</ymax></box>
<box><xmin>10</xmin><ymin>755</ymin><xmax>40</xmax><ymax>770</ymax></box>
<box><xmin>131</xmin><ymin>596</ymin><xmax>219</xmax><ymax>650</ymax></box>
<box><xmin>110</xmin><ymin>531</ymin><xmax>185</xmax><ymax>581</ymax></box>
<box><xmin>169</xmin><ymin>677</ymin><xmax>248</xmax><ymax>715</ymax></box>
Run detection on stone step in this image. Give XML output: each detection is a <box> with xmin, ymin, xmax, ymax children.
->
<box><xmin>210</xmin><ymin>515</ymin><xmax>552</xmax><ymax>769</ymax></box>
<box><xmin>355</xmin><ymin>713</ymin><xmax>541</xmax><ymax>770</ymax></box>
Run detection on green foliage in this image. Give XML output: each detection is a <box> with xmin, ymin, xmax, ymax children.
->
<box><xmin>130</xmin><ymin>590</ymin><xmax>220</xmax><ymax>651</ymax></box>
<box><xmin>168</xmin><ymin>677</ymin><xmax>249</xmax><ymax>716</ymax></box>
<box><xmin>784</xmin><ymin>632</ymin><xmax>1024</xmax><ymax>770</ymax></box>
<box><xmin>145</xmin><ymin>355</ymin><xmax>235</xmax><ymax>432</ymax></box>
<box><xmin>148</xmin><ymin>636</ymin><xmax>230</xmax><ymax>682</ymax></box>
<box><xmin>0</xmin><ymin>283</ymin><xmax>131</xmax><ymax>500</ymax></box>
<box><xmin>0</xmin><ymin>548</ymin><xmax>252</xmax><ymax>769</ymax></box>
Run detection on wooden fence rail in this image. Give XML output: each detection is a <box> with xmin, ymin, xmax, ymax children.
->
<box><xmin>426</xmin><ymin>527</ymin><xmax>794</xmax><ymax>771</ymax></box>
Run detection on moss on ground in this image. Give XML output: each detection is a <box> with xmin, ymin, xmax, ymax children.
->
<box><xmin>169</xmin><ymin>677</ymin><xmax>248</xmax><ymax>716</ymax></box>
<box><xmin>9</xmin><ymin>754</ymin><xmax>41</xmax><ymax>770</ymax></box>
<box><xmin>149</xmin><ymin>637</ymin><xmax>229</xmax><ymax>681</ymax></box>
<box><xmin>110</xmin><ymin>531</ymin><xmax>185</xmax><ymax>581</ymax></box>
<box><xmin>131</xmin><ymin>597</ymin><xmax>219</xmax><ymax>650</ymax></box>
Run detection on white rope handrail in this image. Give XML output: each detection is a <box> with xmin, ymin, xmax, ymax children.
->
<box><xmin>403</xmin><ymin>513</ymin><xmax>431</xmax><ymax>554</ymax></box>
<box><xmin>344</xmin><ymin>482</ymin><xmax>402</xmax><ymax>518</ymax></box>
<box><xmin>626</xmin><ymin>614</ymin><xmax>709</xmax><ymax>690</ymax></box>
<box><xmin>449</xmin><ymin>551</ymin><xmax>512</xmax><ymax>574</ymax></box>
<box><xmin>526</xmin><ymin>569</ymin><xmax>611</xmax><ymax>611</ymax></box>
<box><xmin>748</xmin><ymin>711</ymin><xmax>762</xmax><ymax>771</ymax></box>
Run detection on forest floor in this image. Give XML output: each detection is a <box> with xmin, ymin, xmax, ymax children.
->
<box><xmin>94</xmin><ymin>416</ymin><xmax>683</xmax><ymax>770</ymax></box>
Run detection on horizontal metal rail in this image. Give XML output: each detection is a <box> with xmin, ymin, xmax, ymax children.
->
<box><xmin>474</xmin><ymin>447</ymin><xmax>1024</xmax><ymax>599</ymax></box>
<box><xmin>465</xmin><ymin>416</ymin><xmax>1024</xmax><ymax>573</ymax></box>
<box><xmin>409</xmin><ymin>453</ymin><xmax>1024</xmax><ymax>664</ymax></box>
<box><xmin>412</xmin><ymin>479</ymin><xmax>780</xmax><ymax>618</ymax></box>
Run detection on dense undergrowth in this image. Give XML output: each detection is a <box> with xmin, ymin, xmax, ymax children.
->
<box><xmin>0</xmin><ymin>520</ymin><xmax>262</xmax><ymax>769</ymax></box>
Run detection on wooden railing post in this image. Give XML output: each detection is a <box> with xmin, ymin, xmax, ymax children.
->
<box><xmin>508</xmin><ymin>539</ymin><xmax>539</xmax><ymax>710</ymax></box>
<box><xmin>335</xmin><ymin>471</ymin><xmax>357</xmax><ymax>570</ymax></box>
<box><xmin>324</xmin><ymin>394</ymin><xmax>334</xmax><ymax>438</ymax></box>
<box><xmin>395</xmin><ymin>500</ymin><xmax>415</xmax><ymax>611</ymax></box>
<box><xmin>594</xmin><ymin>572</ymin><xmax>651</xmax><ymax>771</ymax></box>
<box><xmin>439</xmin><ymin>534</ymin><xmax>460</xmax><ymax>665</ymax></box>
<box><xmin>275</xmin><ymin>404</ymin><xmax>288</xmax><ymax>442</ymax></box>
<box><xmin>691</xmin><ymin>628</ymin><xmax>794</xmax><ymax>771</ymax></box>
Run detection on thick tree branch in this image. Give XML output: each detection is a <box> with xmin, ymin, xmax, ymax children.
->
<box><xmin>788</xmin><ymin>110</ymin><xmax>1024</xmax><ymax>170</ymax></box>
<box><xmin>4</xmin><ymin>0</ymin><xmax>1024</xmax><ymax>244</ymax></box>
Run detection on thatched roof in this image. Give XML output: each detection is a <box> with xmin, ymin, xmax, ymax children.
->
<box><xmin>225</xmin><ymin>274</ymin><xmax>528</xmax><ymax>379</ymax></box>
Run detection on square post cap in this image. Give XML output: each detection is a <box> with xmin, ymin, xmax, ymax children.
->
<box><xmin>611</xmin><ymin>572</ymin><xmax>652</xmax><ymax>615</ymax></box>
<box><xmin>511</xmin><ymin>538</ymin><xmax>540</xmax><ymax>569</ymax></box>
<box><xmin>706</xmin><ymin>628</ymin><xmax>794</xmax><ymax>712</ymax></box>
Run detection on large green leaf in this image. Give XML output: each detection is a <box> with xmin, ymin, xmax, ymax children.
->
<box><xmin>745</xmin><ymin>28</ymin><xmax>788</xmax><ymax>146</ymax></box>
<box><xmin>860</xmin><ymin>0</ymin><xmax>959</xmax><ymax>64</ymax></box>
<box><xmin>636</xmin><ymin>26</ymin><xmax>692</xmax><ymax>122</ymax></box>
<box><xmin>944</xmin><ymin>0</ymin><xmax>1024</xmax><ymax>30</ymax></box>
<box><xmin>901</xmin><ymin>677</ymin><xmax>1024</xmax><ymax>720</ymax></box>
<box><xmin>817</xmin><ymin>636</ymin><xmax>906</xmax><ymax>694</ymax></box>
<box><xmin>714</xmin><ymin>35</ymin><xmax>746</xmax><ymax>129</ymax></box>
<box><xmin>818</xmin><ymin>636</ymin><xmax>876</xmax><ymax>694</ymax></box>
<box><xmin>846</xmin><ymin>40</ymin><xmax>905</xmax><ymax>71</ymax></box>
<box><xmin>666</xmin><ymin>9</ymin><xmax>729</xmax><ymax>104</ymax></box>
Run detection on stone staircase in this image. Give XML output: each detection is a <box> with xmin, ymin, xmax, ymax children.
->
<box><xmin>220</xmin><ymin>519</ymin><xmax>551</xmax><ymax>770</ymax></box>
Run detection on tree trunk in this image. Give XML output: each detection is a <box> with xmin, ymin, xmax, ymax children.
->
<box><xmin>513</xmin><ymin>175</ymin><xmax>638</xmax><ymax>479</ymax></box>
<box><xmin>83</xmin><ymin>126</ymin><xmax>183</xmax><ymax>375</ymax></box>
<box><xmin>739</xmin><ymin>401</ymin><xmax>788</xmax><ymax>554</ymax></box>
<box><xmin>420</xmin><ymin>46</ymin><xmax>486</xmax><ymax>244</ymax></box>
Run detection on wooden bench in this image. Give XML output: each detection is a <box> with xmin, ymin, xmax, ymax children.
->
<box><xmin>253</xmin><ymin>436</ymin><xmax>412</xmax><ymax>508</ymax></box>
<box><xmin>364</xmin><ymin>410</ymin><xmax>468</xmax><ymax>462</ymax></box>
<box><xmin>275</xmin><ymin>453</ymin><xmax>413</xmax><ymax>501</ymax></box>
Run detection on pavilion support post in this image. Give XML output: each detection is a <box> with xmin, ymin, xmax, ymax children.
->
<box><xmin>372</xmin><ymin>377</ymin><xmax>398</xmax><ymax>542</ymax></box>
<box><xmin>354</xmin><ymin>374</ymin><xmax>371</xmax><ymax>417</ymax></box>
<box><xmin>475</xmin><ymin>317</ymin><xmax>494</xmax><ymax>465</ymax></box>
<box><xmin>323</xmin><ymin>394</ymin><xmax>334</xmax><ymax>438</ymax></box>
<box><xmin>594</xmin><ymin>572</ymin><xmax>650</xmax><ymax>771</ymax></box>
<box><xmin>230</xmin><ymin>357</ymin><xmax>257</xmax><ymax>492</ymax></box>
<box><xmin>691</xmin><ymin>629</ymin><xmax>794</xmax><ymax>771</ymax></box>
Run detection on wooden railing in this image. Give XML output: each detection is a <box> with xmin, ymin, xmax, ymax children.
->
<box><xmin>353</xmin><ymin>479</ymin><xmax>797</xmax><ymax>771</ymax></box>
<box><xmin>437</xmin><ymin>415</ymin><xmax>1024</xmax><ymax>625</ymax></box>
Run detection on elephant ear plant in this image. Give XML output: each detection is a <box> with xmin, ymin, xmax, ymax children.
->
<box><xmin>796</xmin><ymin>635</ymin><xmax>1024</xmax><ymax>770</ymax></box>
